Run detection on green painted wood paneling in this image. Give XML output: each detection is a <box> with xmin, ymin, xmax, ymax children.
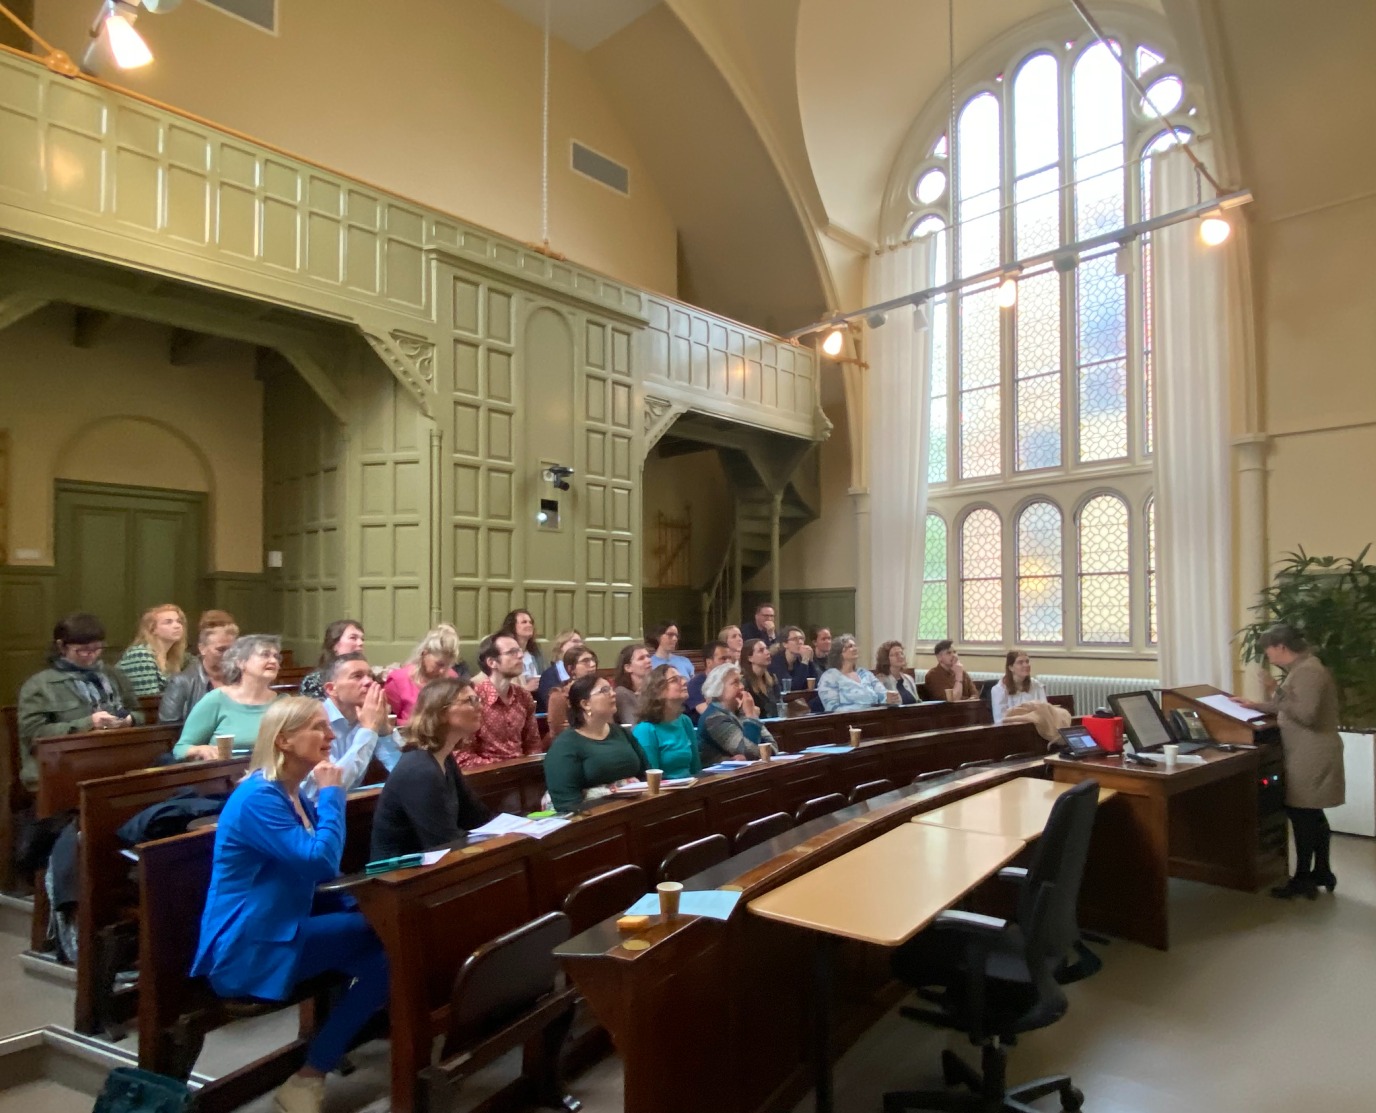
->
<box><xmin>202</xmin><ymin>572</ymin><xmax>270</xmax><ymax>635</ymax></box>
<box><xmin>0</xmin><ymin>563</ymin><xmax>57</xmax><ymax>705</ymax></box>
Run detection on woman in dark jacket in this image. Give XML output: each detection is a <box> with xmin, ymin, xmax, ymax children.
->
<box><xmin>192</xmin><ymin>696</ymin><xmax>388</xmax><ymax>1113</ymax></box>
<box><xmin>370</xmin><ymin>678</ymin><xmax>492</xmax><ymax>859</ymax></box>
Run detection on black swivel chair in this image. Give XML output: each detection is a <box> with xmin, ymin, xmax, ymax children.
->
<box><xmin>883</xmin><ymin>778</ymin><xmax>1101</xmax><ymax>1113</ymax></box>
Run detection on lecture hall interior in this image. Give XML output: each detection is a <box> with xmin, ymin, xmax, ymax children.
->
<box><xmin>0</xmin><ymin>1</ymin><xmax>1373</xmax><ymax>1112</ymax></box>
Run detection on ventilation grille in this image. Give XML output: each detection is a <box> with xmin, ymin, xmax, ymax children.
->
<box><xmin>199</xmin><ymin>0</ymin><xmax>277</xmax><ymax>34</ymax></box>
<box><xmin>571</xmin><ymin>141</ymin><xmax>629</xmax><ymax>195</ymax></box>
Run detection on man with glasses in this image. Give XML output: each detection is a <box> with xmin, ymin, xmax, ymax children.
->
<box><xmin>457</xmin><ymin>633</ymin><xmax>543</xmax><ymax>767</ymax></box>
<box><xmin>687</xmin><ymin>640</ymin><xmax>732</xmax><ymax>722</ymax></box>
<box><xmin>18</xmin><ymin>612</ymin><xmax>143</xmax><ymax>790</ymax></box>
<box><xmin>770</xmin><ymin>625</ymin><xmax>819</xmax><ymax>702</ymax></box>
<box><xmin>741</xmin><ymin>601</ymin><xmax>779</xmax><ymax>649</ymax></box>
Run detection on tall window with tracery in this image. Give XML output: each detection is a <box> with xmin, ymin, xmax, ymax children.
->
<box><xmin>919</xmin><ymin>514</ymin><xmax>948</xmax><ymax>642</ymax></box>
<box><xmin>900</xmin><ymin>16</ymin><xmax>1192</xmax><ymax>656</ymax></box>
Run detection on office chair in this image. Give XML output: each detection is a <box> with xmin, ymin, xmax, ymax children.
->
<box><xmin>883</xmin><ymin>778</ymin><xmax>1101</xmax><ymax>1113</ymax></box>
<box><xmin>795</xmin><ymin>793</ymin><xmax>847</xmax><ymax>824</ymax></box>
<box><xmin>562</xmin><ymin>865</ymin><xmax>647</xmax><ymax>935</ymax></box>
<box><xmin>733</xmin><ymin>811</ymin><xmax>794</xmax><ymax>853</ymax></box>
<box><xmin>659</xmin><ymin>834</ymin><xmax>730</xmax><ymax>883</ymax></box>
<box><xmin>848</xmin><ymin>779</ymin><xmax>897</xmax><ymax>805</ymax></box>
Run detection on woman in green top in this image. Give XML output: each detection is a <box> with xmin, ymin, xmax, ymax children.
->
<box><xmin>175</xmin><ymin>635</ymin><xmax>282</xmax><ymax>759</ymax></box>
<box><xmin>632</xmin><ymin>665</ymin><xmax>701</xmax><ymax>780</ymax></box>
<box><xmin>543</xmin><ymin>674</ymin><xmax>649</xmax><ymax>813</ymax></box>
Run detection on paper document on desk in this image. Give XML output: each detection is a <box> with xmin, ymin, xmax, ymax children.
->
<box><xmin>519</xmin><ymin>816</ymin><xmax>571</xmax><ymax>837</ymax></box>
<box><xmin>624</xmin><ymin>890</ymin><xmax>741</xmax><ymax>921</ymax></box>
<box><xmin>803</xmin><ymin>744</ymin><xmax>853</xmax><ymax>754</ymax></box>
<box><xmin>468</xmin><ymin>813</ymin><xmax>532</xmax><ymax>837</ymax></box>
<box><xmin>421</xmin><ymin>848</ymin><xmax>450</xmax><ymax>866</ymax></box>
<box><xmin>1196</xmin><ymin>694</ymin><xmax>1265</xmax><ymax>722</ymax></box>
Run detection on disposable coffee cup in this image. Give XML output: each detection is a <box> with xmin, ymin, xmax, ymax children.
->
<box><xmin>214</xmin><ymin>734</ymin><xmax>234</xmax><ymax>761</ymax></box>
<box><xmin>1162</xmin><ymin>743</ymin><xmax>1179</xmax><ymax>769</ymax></box>
<box><xmin>946</xmin><ymin>688</ymin><xmax>957</xmax><ymax>702</ymax></box>
<box><xmin>806</xmin><ymin>677</ymin><xmax>816</xmax><ymax>690</ymax></box>
<box><xmin>657</xmin><ymin>881</ymin><xmax>683</xmax><ymax>918</ymax></box>
<box><xmin>645</xmin><ymin>769</ymin><xmax>663</xmax><ymax>795</ymax></box>
<box><xmin>848</xmin><ymin>726</ymin><xmax>862</xmax><ymax>749</ymax></box>
<box><xmin>758</xmin><ymin>742</ymin><xmax>775</xmax><ymax>763</ymax></box>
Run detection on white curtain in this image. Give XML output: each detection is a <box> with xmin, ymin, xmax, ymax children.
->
<box><xmin>866</xmin><ymin>238</ymin><xmax>934</xmax><ymax>649</ymax></box>
<box><xmin>1152</xmin><ymin>147</ymin><xmax>1234</xmax><ymax>689</ymax></box>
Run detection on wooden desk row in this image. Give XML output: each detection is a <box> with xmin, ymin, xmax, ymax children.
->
<box><xmin>133</xmin><ymin>720</ymin><xmax>1050</xmax><ymax>1113</ymax></box>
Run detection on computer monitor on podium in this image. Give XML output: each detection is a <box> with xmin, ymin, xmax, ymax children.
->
<box><xmin>1109</xmin><ymin>690</ymin><xmax>1209</xmax><ymax>755</ymax></box>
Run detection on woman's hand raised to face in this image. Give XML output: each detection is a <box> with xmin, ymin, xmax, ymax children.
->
<box><xmin>312</xmin><ymin>760</ymin><xmax>344</xmax><ymax>790</ymax></box>
<box><xmin>739</xmin><ymin>690</ymin><xmax>760</xmax><ymax>719</ymax></box>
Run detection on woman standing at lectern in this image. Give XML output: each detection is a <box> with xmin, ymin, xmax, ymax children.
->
<box><xmin>1239</xmin><ymin>624</ymin><xmax>1345</xmax><ymax>900</ymax></box>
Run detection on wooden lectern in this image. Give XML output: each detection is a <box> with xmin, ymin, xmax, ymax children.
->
<box><xmin>1160</xmin><ymin>684</ymin><xmax>1281</xmax><ymax>747</ymax></box>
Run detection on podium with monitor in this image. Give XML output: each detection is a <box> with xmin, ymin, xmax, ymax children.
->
<box><xmin>1160</xmin><ymin>683</ymin><xmax>1282</xmax><ymax>747</ymax></box>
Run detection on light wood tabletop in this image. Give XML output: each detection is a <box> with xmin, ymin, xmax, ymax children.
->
<box><xmin>747</xmin><ymin>823</ymin><xmax>1026</xmax><ymax>947</ymax></box>
<box><xmin>911</xmin><ymin>776</ymin><xmax>1115</xmax><ymax>842</ymax></box>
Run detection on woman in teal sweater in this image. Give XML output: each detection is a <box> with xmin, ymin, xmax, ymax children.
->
<box><xmin>632</xmin><ymin>665</ymin><xmax>701</xmax><ymax>779</ymax></box>
<box><xmin>544</xmin><ymin>674</ymin><xmax>649</xmax><ymax>813</ymax></box>
<box><xmin>175</xmin><ymin>635</ymin><xmax>281</xmax><ymax>759</ymax></box>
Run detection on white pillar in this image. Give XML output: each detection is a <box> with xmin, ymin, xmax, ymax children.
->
<box><xmin>1234</xmin><ymin>435</ymin><xmax>1269</xmax><ymax>697</ymax></box>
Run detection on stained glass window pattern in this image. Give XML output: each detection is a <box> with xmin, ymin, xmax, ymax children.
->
<box><xmin>960</xmin><ymin>508</ymin><xmax>1003</xmax><ymax>642</ymax></box>
<box><xmin>1146</xmin><ymin>496</ymin><xmax>1158</xmax><ymax>645</ymax></box>
<box><xmin>1076</xmin><ymin>252</ymin><xmax>1128</xmax><ymax>461</ymax></box>
<box><xmin>1013</xmin><ymin>54</ymin><xmax>1061</xmax><ymax>260</ymax></box>
<box><xmin>1015</xmin><ymin>270</ymin><xmax>1062</xmax><ymax>470</ymax></box>
<box><xmin>959</xmin><ymin>287</ymin><xmax>1001</xmax><ymax>478</ymax></box>
<box><xmin>1072</xmin><ymin>42</ymin><xmax>1125</xmax><ymax>240</ymax></box>
<box><xmin>927</xmin><ymin>221</ymin><xmax>951</xmax><ymax>483</ymax></box>
<box><xmin>919</xmin><ymin>514</ymin><xmax>949</xmax><ymax>642</ymax></box>
<box><xmin>1078</xmin><ymin>494</ymin><xmax>1131</xmax><ymax>643</ymax></box>
<box><xmin>1017</xmin><ymin>501</ymin><xmax>1064</xmax><ymax>642</ymax></box>
<box><xmin>957</xmin><ymin>94</ymin><xmax>1002</xmax><ymax>278</ymax></box>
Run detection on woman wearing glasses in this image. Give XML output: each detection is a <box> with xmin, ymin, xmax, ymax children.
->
<box><xmin>633</xmin><ymin>665</ymin><xmax>702</xmax><ymax>779</ymax></box>
<box><xmin>173</xmin><ymin>635</ymin><xmax>282</xmax><ymax>760</ymax></box>
<box><xmin>544</xmin><ymin>674</ymin><xmax>650</xmax><ymax>813</ymax></box>
<box><xmin>17</xmin><ymin>613</ymin><xmax>143</xmax><ymax>790</ymax></box>
<box><xmin>370</xmin><ymin>678</ymin><xmax>493</xmax><ymax>860</ymax></box>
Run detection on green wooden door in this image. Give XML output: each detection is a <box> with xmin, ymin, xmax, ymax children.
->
<box><xmin>53</xmin><ymin>482</ymin><xmax>206</xmax><ymax>646</ymax></box>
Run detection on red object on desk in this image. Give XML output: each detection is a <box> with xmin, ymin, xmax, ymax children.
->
<box><xmin>1082</xmin><ymin>715</ymin><xmax>1124</xmax><ymax>753</ymax></box>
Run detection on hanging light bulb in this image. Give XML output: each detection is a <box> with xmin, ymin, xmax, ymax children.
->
<box><xmin>103</xmin><ymin>10</ymin><xmax>152</xmax><ymax>67</ymax></box>
<box><xmin>1199</xmin><ymin>214</ymin><xmax>1232</xmax><ymax>246</ymax></box>
<box><xmin>821</xmin><ymin>328</ymin><xmax>845</xmax><ymax>357</ymax></box>
<box><xmin>998</xmin><ymin>275</ymin><xmax>1018</xmax><ymax>309</ymax></box>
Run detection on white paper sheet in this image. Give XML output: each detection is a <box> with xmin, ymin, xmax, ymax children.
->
<box><xmin>1196</xmin><ymin>693</ymin><xmax>1265</xmax><ymax>722</ymax></box>
<box><xmin>468</xmin><ymin>813</ymin><xmax>532</xmax><ymax>837</ymax></box>
<box><xmin>421</xmin><ymin>848</ymin><xmax>450</xmax><ymax>866</ymax></box>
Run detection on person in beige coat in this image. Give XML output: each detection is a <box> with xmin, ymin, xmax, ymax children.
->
<box><xmin>1240</xmin><ymin>624</ymin><xmax>1345</xmax><ymax>900</ymax></box>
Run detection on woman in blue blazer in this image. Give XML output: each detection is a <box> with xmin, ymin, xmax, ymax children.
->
<box><xmin>192</xmin><ymin>696</ymin><xmax>388</xmax><ymax>1113</ymax></box>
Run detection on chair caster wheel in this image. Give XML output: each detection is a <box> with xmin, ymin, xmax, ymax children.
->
<box><xmin>1061</xmin><ymin>1085</ymin><xmax>1084</xmax><ymax>1111</ymax></box>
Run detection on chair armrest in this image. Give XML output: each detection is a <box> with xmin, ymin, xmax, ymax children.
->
<box><xmin>933</xmin><ymin>909</ymin><xmax>1007</xmax><ymax>935</ymax></box>
<box><xmin>997</xmin><ymin>866</ymin><xmax>1027</xmax><ymax>883</ymax></box>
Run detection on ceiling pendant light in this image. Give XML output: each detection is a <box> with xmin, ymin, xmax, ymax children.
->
<box><xmin>1199</xmin><ymin>213</ymin><xmax>1232</xmax><ymax>246</ymax></box>
<box><xmin>821</xmin><ymin>327</ymin><xmax>846</xmax><ymax>357</ymax></box>
<box><xmin>101</xmin><ymin>7</ymin><xmax>152</xmax><ymax>68</ymax></box>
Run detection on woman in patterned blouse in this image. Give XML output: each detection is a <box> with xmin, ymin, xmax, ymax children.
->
<box><xmin>116</xmin><ymin>604</ymin><xmax>188</xmax><ymax>697</ymax></box>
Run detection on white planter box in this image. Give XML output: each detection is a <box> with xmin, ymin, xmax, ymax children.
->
<box><xmin>1329</xmin><ymin>731</ymin><xmax>1376</xmax><ymax>837</ymax></box>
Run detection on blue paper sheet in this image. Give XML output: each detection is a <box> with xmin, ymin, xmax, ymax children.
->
<box><xmin>802</xmin><ymin>744</ymin><xmax>853</xmax><ymax>754</ymax></box>
<box><xmin>624</xmin><ymin>890</ymin><xmax>742</xmax><ymax>921</ymax></box>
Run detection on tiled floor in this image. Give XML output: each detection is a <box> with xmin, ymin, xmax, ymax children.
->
<box><xmin>2</xmin><ymin>834</ymin><xmax>1373</xmax><ymax>1113</ymax></box>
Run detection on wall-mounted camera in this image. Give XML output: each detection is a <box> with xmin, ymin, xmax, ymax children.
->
<box><xmin>542</xmin><ymin>464</ymin><xmax>574</xmax><ymax>492</ymax></box>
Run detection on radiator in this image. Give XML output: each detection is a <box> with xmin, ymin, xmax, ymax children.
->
<box><xmin>970</xmin><ymin>672</ymin><xmax>1159</xmax><ymax>717</ymax></box>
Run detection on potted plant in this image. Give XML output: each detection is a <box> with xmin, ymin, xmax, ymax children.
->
<box><xmin>1238</xmin><ymin>546</ymin><xmax>1376</xmax><ymax>730</ymax></box>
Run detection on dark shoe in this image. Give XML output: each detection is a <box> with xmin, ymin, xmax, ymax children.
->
<box><xmin>1270</xmin><ymin>875</ymin><xmax>1318</xmax><ymax>900</ymax></box>
<box><xmin>1313</xmin><ymin>869</ymin><xmax>1337</xmax><ymax>893</ymax></box>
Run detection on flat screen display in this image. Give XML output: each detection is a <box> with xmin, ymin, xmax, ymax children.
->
<box><xmin>1111</xmin><ymin>691</ymin><xmax>1173</xmax><ymax>751</ymax></box>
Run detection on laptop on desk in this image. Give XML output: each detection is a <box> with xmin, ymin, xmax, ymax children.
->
<box><xmin>1108</xmin><ymin>690</ymin><xmax>1211</xmax><ymax>757</ymax></box>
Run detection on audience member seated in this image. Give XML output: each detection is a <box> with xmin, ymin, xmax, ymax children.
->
<box><xmin>159</xmin><ymin>618</ymin><xmax>239</xmax><ymax>723</ymax></box>
<box><xmin>770</xmin><ymin>625</ymin><xmax>818</xmax><ymax>694</ymax></box>
<box><xmin>717</xmin><ymin>625</ymin><xmax>743</xmax><ymax>662</ymax></box>
<box><xmin>686</xmin><ymin>641</ymin><xmax>731</xmax><ymax>722</ymax></box>
<box><xmin>646</xmin><ymin>621</ymin><xmax>695</xmax><ymax>676</ymax></box>
<box><xmin>497</xmin><ymin>608</ymin><xmax>544</xmax><ymax>695</ymax></box>
<box><xmin>18</xmin><ymin>613</ymin><xmax>143</xmax><ymax>789</ymax></box>
<box><xmin>382</xmin><ymin>623</ymin><xmax>463</xmax><ymax>727</ymax></box>
<box><xmin>742</xmin><ymin>638</ymin><xmax>782</xmax><ymax>717</ymax></box>
<box><xmin>545</xmin><ymin>644</ymin><xmax>599</xmax><ymax>737</ymax></box>
<box><xmin>698</xmin><ymin>664</ymin><xmax>773</xmax><ymax>761</ymax></box>
<box><xmin>817</xmin><ymin>633</ymin><xmax>891</xmax><ymax>713</ymax></box>
<box><xmin>116</xmin><ymin>604</ymin><xmax>188</xmax><ymax>697</ymax></box>
<box><xmin>536</xmin><ymin>629</ymin><xmax>583</xmax><ymax>711</ymax></box>
<box><xmin>613</xmin><ymin>644</ymin><xmax>653</xmax><ymax>725</ymax></box>
<box><xmin>300</xmin><ymin>619</ymin><xmax>366</xmax><ymax>700</ymax></box>
<box><xmin>992</xmin><ymin>649</ymin><xmax>1048</xmax><ymax>724</ymax></box>
<box><xmin>811</xmin><ymin>626</ymin><xmax>833</xmax><ymax>668</ymax></box>
<box><xmin>174</xmin><ymin>635</ymin><xmax>281</xmax><ymax>760</ymax></box>
<box><xmin>191</xmin><ymin>697</ymin><xmax>389</xmax><ymax>1113</ymax></box>
<box><xmin>924</xmin><ymin>639</ymin><xmax>979</xmax><ymax>702</ymax></box>
<box><xmin>874</xmin><ymin>640</ymin><xmax>921</xmax><ymax>705</ymax></box>
<box><xmin>740</xmin><ymin>601</ymin><xmax>779</xmax><ymax>648</ymax></box>
<box><xmin>632</xmin><ymin>665</ymin><xmax>701</xmax><ymax>779</ymax></box>
<box><xmin>370</xmin><ymin>678</ymin><xmax>492</xmax><ymax>860</ymax></box>
<box><xmin>301</xmin><ymin>653</ymin><xmax>402</xmax><ymax>797</ymax></box>
<box><xmin>456</xmin><ymin>634</ymin><xmax>543</xmax><ymax>768</ymax></box>
<box><xmin>544</xmin><ymin>674</ymin><xmax>650</xmax><ymax>813</ymax></box>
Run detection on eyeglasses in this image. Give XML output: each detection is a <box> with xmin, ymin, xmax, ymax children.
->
<box><xmin>67</xmin><ymin>643</ymin><xmax>106</xmax><ymax>655</ymax></box>
<box><xmin>590</xmin><ymin>685</ymin><xmax>614</xmax><ymax>697</ymax></box>
<box><xmin>449</xmin><ymin>696</ymin><xmax>482</xmax><ymax>709</ymax></box>
<box><xmin>499</xmin><ymin>647</ymin><xmax>523</xmax><ymax>658</ymax></box>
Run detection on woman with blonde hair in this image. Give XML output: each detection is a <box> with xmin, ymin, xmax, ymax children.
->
<box><xmin>371</xmin><ymin>678</ymin><xmax>492</xmax><ymax>860</ymax></box>
<box><xmin>193</xmin><ymin>696</ymin><xmax>389</xmax><ymax>1113</ymax></box>
<box><xmin>382</xmin><ymin>623</ymin><xmax>464</xmax><ymax>727</ymax></box>
<box><xmin>116</xmin><ymin>604</ymin><xmax>188</xmax><ymax>696</ymax></box>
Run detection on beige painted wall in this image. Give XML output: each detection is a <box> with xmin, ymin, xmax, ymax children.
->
<box><xmin>0</xmin><ymin>305</ymin><xmax>263</xmax><ymax>570</ymax></box>
<box><xmin>33</xmin><ymin>0</ymin><xmax>678</xmax><ymax>295</ymax></box>
<box><xmin>642</xmin><ymin>447</ymin><xmax>733</xmax><ymax>589</ymax></box>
